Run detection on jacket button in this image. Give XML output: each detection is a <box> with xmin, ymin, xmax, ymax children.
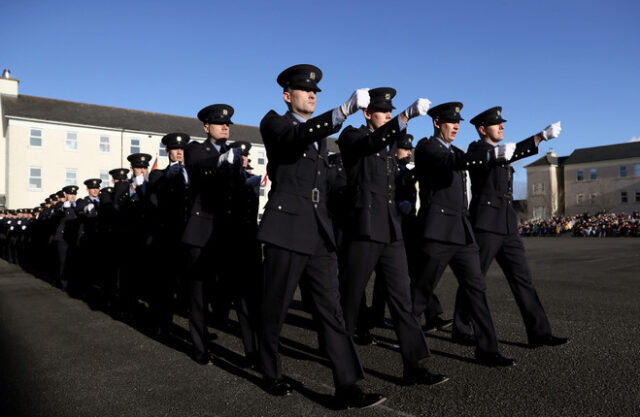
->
<box><xmin>441</xmin><ymin>209</ymin><xmax>444</xmax><ymax>213</ymax></box>
<box><xmin>324</xmin><ymin>122</ymin><xmax>328</xmax><ymax>127</ymax></box>
<box><xmin>388</xmin><ymin>200</ymin><xmax>392</xmax><ymax>204</ymax></box>
<box><xmin>278</xmin><ymin>205</ymin><xmax>282</xmax><ymax>210</ymax></box>
<box><xmin>316</xmin><ymin>124</ymin><xmax>321</xmax><ymax>129</ymax></box>
<box><xmin>487</xmin><ymin>201</ymin><xmax>491</xmax><ymax>205</ymax></box>
<box><xmin>313</xmin><ymin>203</ymin><xmax>318</xmax><ymax>208</ymax></box>
<box><xmin>309</xmin><ymin>128</ymin><xmax>313</xmax><ymax>132</ymax></box>
<box><xmin>196</xmin><ymin>211</ymin><xmax>200</xmax><ymax>215</ymax></box>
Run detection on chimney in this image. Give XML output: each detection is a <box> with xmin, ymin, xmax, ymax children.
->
<box><xmin>0</xmin><ymin>69</ymin><xmax>19</xmax><ymax>96</ymax></box>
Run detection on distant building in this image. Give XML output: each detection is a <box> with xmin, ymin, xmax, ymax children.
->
<box><xmin>525</xmin><ymin>143</ymin><xmax>640</xmax><ymax>219</ymax></box>
<box><xmin>0</xmin><ymin>70</ymin><xmax>272</xmax><ymax>211</ymax></box>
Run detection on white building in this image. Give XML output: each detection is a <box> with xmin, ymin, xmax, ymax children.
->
<box><xmin>0</xmin><ymin>70</ymin><xmax>271</xmax><ymax>211</ymax></box>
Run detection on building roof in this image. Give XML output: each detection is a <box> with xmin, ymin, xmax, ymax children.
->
<box><xmin>525</xmin><ymin>153</ymin><xmax>569</xmax><ymax>168</ymax></box>
<box><xmin>563</xmin><ymin>142</ymin><xmax>640</xmax><ymax>165</ymax></box>
<box><xmin>1</xmin><ymin>94</ymin><xmax>262</xmax><ymax>143</ymax></box>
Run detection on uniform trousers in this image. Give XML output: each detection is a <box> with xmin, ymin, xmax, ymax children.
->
<box><xmin>341</xmin><ymin>239</ymin><xmax>430</xmax><ymax>366</ymax></box>
<box><xmin>453</xmin><ymin>231</ymin><xmax>552</xmax><ymax>339</ymax></box>
<box><xmin>260</xmin><ymin>242</ymin><xmax>363</xmax><ymax>389</ymax></box>
<box><xmin>412</xmin><ymin>239</ymin><xmax>500</xmax><ymax>353</ymax></box>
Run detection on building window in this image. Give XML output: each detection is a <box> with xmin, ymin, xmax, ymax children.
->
<box><xmin>532</xmin><ymin>183</ymin><xmax>544</xmax><ymax>195</ymax></box>
<box><xmin>158</xmin><ymin>141</ymin><xmax>167</xmax><ymax>157</ymax></box>
<box><xmin>620</xmin><ymin>165</ymin><xmax>627</xmax><ymax>177</ymax></box>
<box><xmin>258</xmin><ymin>151</ymin><xmax>265</xmax><ymax>165</ymax></box>
<box><xmin>30</xmin><ymin>129</ymin><xmax>42</xmax><ymax>147</ymax></box>
<box><xmin>621</xmin><ymin>192</ymin><xmax>628</xmax><ymax>203</ymax></box>
<box><xmin>636</xmin><ymin>191</ymin><xmax>640</xmax><ymax>203</ymax></box>
<box><xmin>29</xmin><ymin>167</ymin><xmax>42</xmax><ymax>190</ymax></box>
<box><xmin>100</xmin><ymin>136</ymin><xmax>110</xmax><ymax>153</ymax></box>
<box><xmin>635</xmin><ymin>163</ymin><xmax>640</xmax><ymax>177</ymax></box>
<box><xmin>576</xmin><ymin>169</ymin><xmax>583</xmax><ymax>181</ymax></box>
<box><xmin>66</xmin><ymin>132</ymin><xmax>78</xmax><ymax>151</ymax></box>
<box><xmin>65</xmin><ymin>168</ymin><xmax>78</xmax><ymax>186</ymax></box>
<box><xmin>589</xmin><ymin>168</ymin><xmax>597</xmax><ymax>180</ymax></box>
<box><xmin>131</xmin><ymin>138</ymin><xmax>140</xmax><ymax>154</ymax></box>
<box><xmin>576</xmin><ymin>193</ymin><xmax>584</xmax><ymax>205</ymax></box>
<box><xmin>589</xmin><ymin>192</ymin><xmax>597</xmax><ymax>204</ymax></box>
<box><xmin>99</xmin><ymin>170</ymin><xmax>111</xmax><ymax>187</ymax></box>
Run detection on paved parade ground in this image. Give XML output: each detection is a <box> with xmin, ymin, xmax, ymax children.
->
<box><xmin>1</xmin><ymin>238</ymin><xmax>639</xmax><ymax>417</ymax></box>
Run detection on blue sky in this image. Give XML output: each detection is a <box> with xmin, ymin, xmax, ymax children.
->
<box><xmin>3</xmin><ymin>0</ymin><xmax>639</xmax><ymax>198</ymax></box>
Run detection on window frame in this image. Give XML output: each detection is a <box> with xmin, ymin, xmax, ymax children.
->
<box><xmin>29</xmin><ymin>166</ymin><xmax>43</xmax><ymax>191</ymax></box>
<box><xmin>29</xmin><ymin>128</ymin><xmax>42</xmax><ymax>148</ymax></box>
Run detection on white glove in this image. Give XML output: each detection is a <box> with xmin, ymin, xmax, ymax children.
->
<box><xmin>217</xmin><ymin>148</ymin><xmax>240</xmax><ymax>167</ymax></box>
<box><xmin>84</xmin><ymin>203</ymin><xmax>95</xmax><ymax>213</ymax></box>
<box><xmin>494</xmin><ymin>142</ymin><xmax>516</xmax><ymax>161</ymax></box>
<box><xmin>403</xmin><ymin>98</ymin><xmax>431</xmax><ymax>120</ymax></box>
<box><xmin>134</xmin><ymin>174</ymin><xmax>145</xmax><ymax>186</ymax></box>
<box><xmin>339</xmin><ymin>88</ymin><xmax>370</xmax><ymax>117</ymax></box>
<box><xmin>63</xmin><ymin>201</ymin><xmax>71</xmax><ymax>208</ymax></box>
<box><xmin>540</xmin><ymin>121</ymin><xmax>562</xmax><ymax>141</ymax></box>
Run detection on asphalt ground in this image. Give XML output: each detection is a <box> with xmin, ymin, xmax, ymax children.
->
<box><xmin>1</xmin><ymin>237</ymin><xmax>639</xmax><ymax>417</ymax></box>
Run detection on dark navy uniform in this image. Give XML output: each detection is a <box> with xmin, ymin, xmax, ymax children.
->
<box><xmin>257</xmin><ymin>64</ymin><xmax>364</xmax><ymax>393</ymax></box>
<box><xmin>454</xmin><ymin>106</ymin><xmax>562</xmax><ymax>346</ymax></box>
<box><xmin>181</xmin><ymin>104</ymin><xmax>242</xmax><ymax>364</ymax></box>
<box><xmin>148</xmin><ymin>133</ymin><xmax>192</xmax><ymax>336</ymax></box>
<box><xmin>337</xmin><ymin>88</ymin><xmax>431</xmax><ymax>374</ymax></box>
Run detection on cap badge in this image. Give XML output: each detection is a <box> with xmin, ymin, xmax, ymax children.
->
<box><xmin>455</xmin><ymin>106</ymin><xmax>460</xmax><ymax>113</ymax></box>
<box><xmin>177</xmin><ymin>136</ymin><xmax>182</xmax><ymax>142</ymax></box>
<box><xmin>496</xmin><ymin>110</ymin><xmax>501</xmax><ymax>116</ymax></box>
<box><xmin>385</xmin><ymin>93</ymin><xmax>391</xmax><ymax>100</ymax></box>
<box><xmin>310</xmin><ymin>72</ymin><xmax>316</xmax><ymax>80</ymax></box>
<box><xmin>93</xmin><ymin>180</ymin><xmax>97</xmax><ymax>184</ymax></box>
<box><xmin>141</xmin><ymin>156</ymin><xmax>146</xmax><ymax>161</ymax></box>
<box><xmin>223</xmin><ymin>109</ymin><xmax>228</xmax><ymax>115</ymax></box>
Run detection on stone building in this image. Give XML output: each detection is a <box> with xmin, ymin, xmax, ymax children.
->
<box><xmin>0</xmin><ymin>70</ymin><xmax>271</xmax><ymax>211</ymax></box>
<box><xmin>525</xmin><ymin>142</ymin><xmax>640</xmax><ymax>219</ymax></box>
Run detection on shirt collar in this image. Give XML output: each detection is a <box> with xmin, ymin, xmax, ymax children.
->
<box><xmin>434</xmin><ymin>136</ymin><xmax>451</xmax><ymax>149</ymax></box>
<box><xmin>290</xmin><ymin>111</ymin><xmax>308</xmax><ymax>124</ymax></box>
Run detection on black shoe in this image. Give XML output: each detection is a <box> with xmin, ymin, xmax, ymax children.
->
<box><xmin>353</xmin><ymin>331</ymin><xmax>377</xmax><ymax>346</ymax></box>
<box><xmin>193</xmin><ymin>352</ymin><xmax>214</xmax><ymax>366</ymax></box>
<box><xmin>265</xmin><ymin>378</ymin><xmax>293</xmax><ymax>396</ymax></box>
<box><xmin>335</xmin><ymin>384</ymin><xmax>387</xmax><ymax>409</ymax></box>
<box><xmin>475</xmin><ymin>351</ymin><xmax>516</xmax><ymax>367</ymax></box>
<box><xmin>452</xmin><ymin>332</ymin><xmax>477</xmax><ymax>346</ymax></box>
<box><xmin>423</xmin><ymin>317</ymin><xmax>454</xmax><ymax>333</ymax></box>
<box><xmin>403</xmin><ymin>368</ymin><xmax>450</xmax><ymax>386</ymax></box>
<box><xmin>529</xmin><ymin>335</ymin><xmax>570</xmax><ymax>348</ymax></box>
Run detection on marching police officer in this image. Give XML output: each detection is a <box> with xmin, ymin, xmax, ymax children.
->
<box><xmin>412</xmin><ymin>102</ymin><xmax>516</xmax><ymax>367</ymax></box>
<box><xmin>337</xmin><ymin>87</ymin><xmax>448</xmax><ymax>385</ymax></box>
<box><xmin>453</xmin><ymin>107</ymin><xmax>568</xmax><ymax>348</ymax></box>
<box><xmin>181</xmin><ymin>104</ymin><xmax>243</xmax><ymax>365</ymax></box>
<box><xmin>148</xmin><ymin>132</ymin><xmax>191</xmax><ymax>338</ymax></box>
<box><xmin>257</xmin><ymin>64</ymin><xmax>385</xmax><ymax>408</ymax></box>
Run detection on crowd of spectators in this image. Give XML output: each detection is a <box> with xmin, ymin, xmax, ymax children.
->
<box><xmin>519</xmin><ymin>210</ymin><xmax>640</xmax><ymax>237</ymax></box>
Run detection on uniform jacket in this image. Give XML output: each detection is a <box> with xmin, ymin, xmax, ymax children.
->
<box><xmin>181</xmin><ymin>140</ymin><xmax>224</xmax><ymax>247</ymax></box>
<box><xmin>467</xmin><ymin>136</ymin><xmax>538</xmax><ymax>235</ymax></box>
<box><xmin>414</xmin><ymin>136</ymin><xmax>489</xmax><ymax>245</ymax></box>
<box><xmin>149</xmin><ymin>163</ymin><xmax>191</xmax><ymax>241</ymax></box>
<box><xmin>338</xmin><ymin>117</ymin><xmax>404</xmax><ymax>243</ymax></box>
<box><xmin>256</xmin><ymin>109</ymin><xmax>340</xmax><ymax>255</ymax></box>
